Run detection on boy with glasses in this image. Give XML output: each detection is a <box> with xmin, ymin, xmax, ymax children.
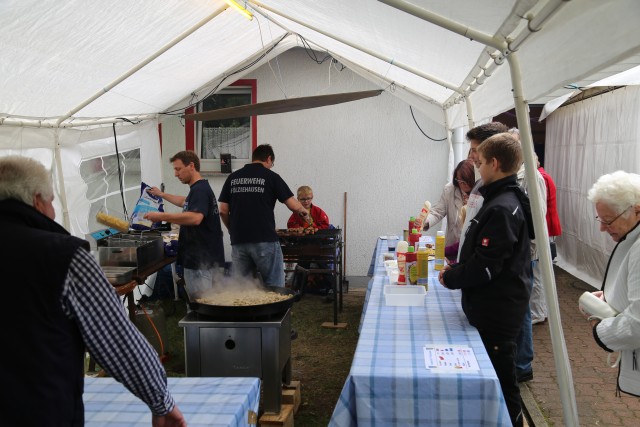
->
<box><xmin>287</xmin><ymin>185</ymin><xmax>330</xmax><ymax>230</ymax></box>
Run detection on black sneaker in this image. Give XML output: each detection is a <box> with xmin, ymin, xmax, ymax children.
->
<box><xmin>517</xmin><ymin>370</ymin><xmax>533</xmax><ymax>383</ymax></box>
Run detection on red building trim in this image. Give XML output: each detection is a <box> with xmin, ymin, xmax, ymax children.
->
<box><xmin>184</xmin><ymin>106</ymin><xmax>195</xmax><ymax>151</ymax></box>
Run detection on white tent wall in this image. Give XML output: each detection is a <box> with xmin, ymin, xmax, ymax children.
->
<box><xmin>159</xmin><ymin>48</ymin><xmax>450</xmax><ymax>275</ymax></box>
<box><xmin>546</xmin><ymin>85</ymin><xmax>640</xmax><ymax>288</ymax></box>
<box><xmin>0</xmin><ymin>121</ymin><xmax>162</xmax><ymax>238</ymax></box>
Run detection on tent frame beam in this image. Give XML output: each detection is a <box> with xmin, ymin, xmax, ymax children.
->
<box><xmin>0</xmin><ymin>114</ymin><xmax>158</xmax><ymax>129</ymax></box>
<box><xmin>508</xmin><ymin>53</ymin><xmax>579</xmax><ymax>427</ymax></box>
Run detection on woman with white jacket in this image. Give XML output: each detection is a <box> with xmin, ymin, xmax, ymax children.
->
<box><xmin>586</xmin><ymin>170</ymin><xmax>640</xmax><ymax>396</ymax></box>
<box><xmin>423</xmin><ymin>159</ymin><xmax>475</xmax><ymax>252</ymax></box>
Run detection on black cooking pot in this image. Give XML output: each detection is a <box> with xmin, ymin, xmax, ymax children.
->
<box><xmin>184</xmin><ymin>285</ymin><xmax>299</xmax><ymax>321</ymax></box>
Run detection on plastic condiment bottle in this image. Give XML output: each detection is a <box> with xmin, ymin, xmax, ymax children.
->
<box><xmin>434</xmin><ymin>230</ymin><xmax>445</xmax><ymax>271</ymax></box>
<box><xmin>409</xmin><ymin>228</ymin><xmax>422</xmax><ymax>251</ymax></box>
<box><xmin>406</xmin><ymin>246</ymin><xmax>418</xmax><ymax>285</ymax></box>
<box><xmin>413</xmin><ymin>201</ymin><xmax>431</xmax><ymax>231</ymax></box>
<box><xmin>408</xmin><ymin>216</ymin><xmax>416</xmax><ymax>234</ymax></box>
<box><xmin>417</xmin><ymin>244</ymin><xmax>429</xmax><ymax>288</ymax></box>
<box><xmin>396</xmin><ymin>240</ymin><xmax>409</xmax><ymax>285</ymax></box>
<box><xmin>409</xmin><ymin>228</ymin><xmax>421</xmax><ymax>250</ymax></box>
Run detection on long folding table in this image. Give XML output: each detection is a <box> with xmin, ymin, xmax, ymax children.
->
<box><xmin>329</xmin><ymin>237</ymin><xmax>511</xmax><ymax>426</ymax></box>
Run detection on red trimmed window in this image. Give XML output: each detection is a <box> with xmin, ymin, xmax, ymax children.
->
<box><xmin>192</xmin><ymin>79</ymin><xmax>257</xmax><ymax>173</ymax></box>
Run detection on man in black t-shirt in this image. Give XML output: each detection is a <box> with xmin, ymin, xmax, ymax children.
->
<box><xmin>218</xmin><ymin>144</ymin><xmax>308</xmax><ymax>287</ymax></box>
<box><xmin>145</xmin><ymin>151</ymin><xmax>225</xmax><ymax>296</ymax></box>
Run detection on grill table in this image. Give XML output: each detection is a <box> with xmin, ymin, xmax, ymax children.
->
<box><xmin>278</xmin><ymin>228</ymin><xmax>343</xmax><ymax>325</ymax></box>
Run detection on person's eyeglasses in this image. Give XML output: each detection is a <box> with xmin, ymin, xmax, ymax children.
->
<box><xmin>299</xmin><ymin>197</ymin><xmax>313</xmax><ymax>202</ymax></box>
<box><xmin>595</xmin><ymin>206</ymin><xmax>631</xmax><ymax>226</ymax></box>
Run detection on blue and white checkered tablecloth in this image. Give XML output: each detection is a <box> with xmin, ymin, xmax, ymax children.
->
<box><xmin>84</xmin><ymin>377</ymin><xmax>260</xmax><ymax>427</ymax></box>
<box><xmin>331</xmin><ymin>238</ymin><xmax>511</xmax><ymax>426</ymax></box>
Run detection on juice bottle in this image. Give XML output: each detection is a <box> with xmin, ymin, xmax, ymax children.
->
<box><xmin>417</xmin><ymin>244</ymin><xmax>429</xmax><ymax>289</ymax></box>
<box><xmin>434</xmin><ymin>230</ymin><xmax>445</xmax><ymax>271</ymax></box>
<box><xmin>406</xmin><ymin>246</ymin><xmax>418</xmax><ymax>285</ymax></box>
<box><xmin>396</xmin><ymin>240</ymin><xmax>409</xmax><ymax>285</ymax></box>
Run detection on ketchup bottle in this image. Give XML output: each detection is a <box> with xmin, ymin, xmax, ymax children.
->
<box><xmin>396</xmin><ymin>240</ymin><xmax>409</xmax><ymax>285</ymax></box>
<box><xmin>408</xmin><ymin>216</ymin><xmax>416</xmax><ymax>234</ymax></box>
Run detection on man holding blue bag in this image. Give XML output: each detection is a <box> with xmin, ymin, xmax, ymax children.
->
<box><xmin>145</xmin><ymin>150</ymin><xmax>225</xmax><ymax>296</ymax></box>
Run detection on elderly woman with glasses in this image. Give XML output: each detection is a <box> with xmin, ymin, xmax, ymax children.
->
<box><xmin>287</xmin><ymin>185</ymin><xmax>330</xmax><ymax>230</ymax></box>
<box><xmin>585</xmin><ymin>170</ymin><xmax>640</xmax><ymax>396</ymax></box>
<box><xmin>423</xmin><ymin>159</ymin><xmax>475</xmax><ymax>256</ymax></box>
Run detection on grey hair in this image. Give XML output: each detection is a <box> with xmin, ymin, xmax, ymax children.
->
<box><xmin>0</xmin><ymin>155</ymin><xmax>53</xmax><ymax>206</ymax></box>
<box><xmin>587</xmin><ymin>170</ymin><xmax>640</xmax><ymax>215</ymax></box>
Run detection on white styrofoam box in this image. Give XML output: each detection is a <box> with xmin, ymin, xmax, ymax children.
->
<box><xmin>384</xmin><ymin>285</ymin><xmax>426</xmax><ymax>307</ymax></box>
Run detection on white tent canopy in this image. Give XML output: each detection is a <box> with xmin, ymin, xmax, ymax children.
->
<box><xmin>3</xmin><ymin>1</ymin><xmax>640</xmax><ymax>425</ymax></box>
<box><xmin>2</xmin><ymin>0</ymin><xmax>640</xmax><ymax>128</ymax></box>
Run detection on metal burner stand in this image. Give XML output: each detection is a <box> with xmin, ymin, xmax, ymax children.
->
<box><xmin>179</xmin><ymin>309</ymin><xmax>292</xmax><ymax>414</ymax></box>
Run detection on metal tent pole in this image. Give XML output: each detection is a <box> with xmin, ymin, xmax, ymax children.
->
<box><xmin>53</xmin><ymin>132</ymin><xmax>71</xmax><ymax>231</ymax></box>
<box><xmin>508</xmin><ymin>52</ymin><xmax>579</xmax><ymax>427</ymax></box>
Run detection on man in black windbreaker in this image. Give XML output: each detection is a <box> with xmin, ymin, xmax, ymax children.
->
<box><xmin>438</xmin><ymin>132</ymin><xmax>534</xmax><ymax>427</ymax></box>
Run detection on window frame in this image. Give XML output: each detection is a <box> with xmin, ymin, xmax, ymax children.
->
<box><xmin>188</xmin><ymin>79</ymin><xmax>257</xmax><ymax>173</ymax></box>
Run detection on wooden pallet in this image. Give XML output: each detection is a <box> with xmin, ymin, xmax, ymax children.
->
<box><xmin>282</xmin><ymin>381</ymin><xmax>301</xmax><ymax>414</ymax></box>
<box><xmin>259</xmin><ymin>403</ymin><xmax>294</xmax><ymax>427</ymax></box>
<box><xmin>259</xmin><ymin>381</ymin><xmax>301</xmax><ymax>426</ymax></box>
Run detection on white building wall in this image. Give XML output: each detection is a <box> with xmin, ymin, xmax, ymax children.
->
<box><xmin>160</xmin><ymin>48</ymin><xmax>450</xmax><ymax>275</ymax></box>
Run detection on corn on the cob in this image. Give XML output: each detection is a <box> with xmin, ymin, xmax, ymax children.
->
<box><xmin>96</xmin><ymin>212</ymin><xmax>129</xmax><ymax>232</ymax></box>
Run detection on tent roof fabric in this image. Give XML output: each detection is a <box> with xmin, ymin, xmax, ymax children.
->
<box><xmin>1</xmin><ymin>0</ymin><xmax>640</xmax><ymax>128</ymax></box>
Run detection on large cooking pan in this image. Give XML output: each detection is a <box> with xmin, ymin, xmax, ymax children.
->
<box><xmin>183</xmin><ymin>285</ymin><xmax>299</xmax><ymax>321</ymax></box>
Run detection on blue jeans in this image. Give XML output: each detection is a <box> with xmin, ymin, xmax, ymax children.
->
<box><xmin>184</xmin><ymin>267</ymin><xmax>215</xmax><ymax>297</ymax></box>
<box><xmin>231</xmin><ymin>241</ymin><xmax>285</xmax><ymax>287</ymax></box>
<box><xmin>516</xmin><ymin>260</ymin><xmax>535</xmax><ymax>375</ymax></box>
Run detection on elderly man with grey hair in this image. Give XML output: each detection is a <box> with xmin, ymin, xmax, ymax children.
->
<box><xmin>0</xmin><ymin>155</ymin><xmax>186</xmax><ymax>427</ymax></box>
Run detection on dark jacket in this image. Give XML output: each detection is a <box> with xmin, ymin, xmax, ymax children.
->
<box><xmin>0</xmin><ymin>199</ymin><xmax>90</xmax><ymax>426</ymax></box>
<box><xmin>443</xmin><ymin>175</ymin><xmax>534</xmax><ymax>341</ymax></box>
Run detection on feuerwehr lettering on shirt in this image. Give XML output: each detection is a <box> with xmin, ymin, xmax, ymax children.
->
<box><xmin>230</xmin><ymin>177</ymin><xmax>266</xmax><ymax>194</ymax></box>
